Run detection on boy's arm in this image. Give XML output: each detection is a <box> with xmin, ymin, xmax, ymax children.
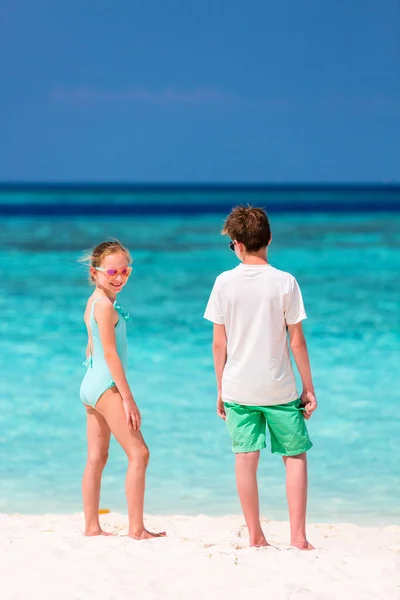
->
<box><xmin>212</xmin><ymin>324</ymin><xmax>227</xmax><ymax>420</ymax></box>
<box><xmin>287</xmin><ymin>322</ymin><xmax>317</xmax><ymax>419</ymax></box>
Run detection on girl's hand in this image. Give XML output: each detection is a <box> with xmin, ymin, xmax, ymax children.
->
<box><xmin>123</xmin><ymin>398</ymin><xmax>142</xmax><ymax>430</ymax></box>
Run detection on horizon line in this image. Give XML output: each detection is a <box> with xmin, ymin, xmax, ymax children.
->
<box><xmin>1</xmin><ymin>181</ymin><xmax>400</xmax><ymax>193</ymax></box>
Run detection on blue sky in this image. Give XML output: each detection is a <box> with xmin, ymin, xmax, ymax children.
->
<box><xmin>1</xmin><ymin>1</ymin><xmax>399</xmax><ymax>183</ymax></box>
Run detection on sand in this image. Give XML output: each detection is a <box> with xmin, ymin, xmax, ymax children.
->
<box><xmin>0</xmin><ymin>513</ymin><xmax>399</xmax><ymax>600</ymax></box>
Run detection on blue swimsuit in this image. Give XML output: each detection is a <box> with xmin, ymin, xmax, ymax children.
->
<box><xmin>80</xmin><ymin>297</ymin><xmax>130</xmax><ymax>408</ymax></box>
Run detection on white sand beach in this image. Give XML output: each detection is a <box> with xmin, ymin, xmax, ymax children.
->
<box><xmin>0</xmin><ymin>513</ymin><xmax>399</xmax><ymax>600</ymax></box>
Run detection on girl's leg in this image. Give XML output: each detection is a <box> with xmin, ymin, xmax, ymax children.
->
<box><xmin>96</xmin><ymin>387</ymin><xmax>165</xmax><ymax>539</ymax></box>
<box><xmin>235</xmin><ymin>451</ymin><xmax>268</xmax><ymax>547</ymax></box>
<box><xmin>82</xmin><ymin>406</ymin><xmax>111</xmax><ymax>536</ymax></box>
<box><xmin>283</xmin><ymin>452</ymin><xmax>314</xmax><ymax>550</ymax></box>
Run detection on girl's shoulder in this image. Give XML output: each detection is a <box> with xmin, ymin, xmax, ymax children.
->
<box><xmin>84</xmin><ymin>294</ymin><xmax>113</xmax><ymax>322</ymax></box>
<box><xmin>91</xmin><ymin>295</ymin><xmax>118</xmax><ymax>325</ymax></box>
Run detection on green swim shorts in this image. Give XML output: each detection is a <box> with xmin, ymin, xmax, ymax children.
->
<box><xmin>224</xmin><ymin>399</ymin><xmax>313</xmax><ymax>456</ymax></box>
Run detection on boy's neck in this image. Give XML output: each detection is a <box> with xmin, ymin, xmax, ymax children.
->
<box><xmin>242</xmin><ymin>249</ymin><xmax>269</xmax><ymax>266</ymax></box>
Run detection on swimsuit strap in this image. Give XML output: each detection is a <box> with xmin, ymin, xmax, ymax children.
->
<box><xmin>90</xmin><ymin>296</ymin><xmax>109</xmax><ymax>320</ymax></box>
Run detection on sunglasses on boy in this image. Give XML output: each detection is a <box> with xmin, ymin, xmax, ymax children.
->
<box><xmin>229</xmin><ymin>240</ymin><xmax>236</xmax><ymax>252</ymax></box>
<box><xmin>95</xmin><ymin>266</ymin><xmax>132</xmax><ymax>279</ymax></box>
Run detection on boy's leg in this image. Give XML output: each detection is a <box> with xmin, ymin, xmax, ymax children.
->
<box><xmin>236</xmin><ymin>450</ymin><xmax>268</xmax><ymax>547</ymax></box>
<box><xmin>283</xmin><ymin>452</ymin><xmax>314</xmax><ymax>550</ymax></box>
<box><xmin>224</xmin><ymin>403</ymin><xmax>268</xmax><ymax>547</ymax></box>
<box><xmin>264</xmin><ymin>400</ymin><xmax>314</xmax><ymax>550</ymax></box>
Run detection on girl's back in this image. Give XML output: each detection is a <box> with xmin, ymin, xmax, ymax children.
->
<box><xmin>80</xmin><ymin>295</ymin><xmax>129</xmax><ymax>409</ymax></box>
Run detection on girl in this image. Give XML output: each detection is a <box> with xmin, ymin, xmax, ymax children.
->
<box><xmin>80</xmin><ymin>240</ymin><xmax>165</xmax><ymax>539</ymax></box>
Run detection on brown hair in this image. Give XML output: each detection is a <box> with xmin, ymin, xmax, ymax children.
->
<box><xmin>222</xmin><ymin>205</ymin><xmax>271</xmax><ymax>252</ymax></box>
<box><xmin>79</xmin><ymin>239</ymin><xmax>132</xmax><ymax>284</ymax></box>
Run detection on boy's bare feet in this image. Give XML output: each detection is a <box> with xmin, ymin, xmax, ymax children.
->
<box><xmin>291</xmin><ymin>539</ymin><xmax>315</xmax><ymax>551</ymax></box>
<box><xmin>84</xmin><ymin>529</ymin><xmax>115</xmax><ymax>537</ymax></box>
<box><xmin>250</xmin><ymin>535</ymin><xmax>269</xmax><ymax>548</ymax></box>
<box><xmin>128</xmin><ymin>528</ymin><xmax>167</xmax><ymax>540</ymax></box>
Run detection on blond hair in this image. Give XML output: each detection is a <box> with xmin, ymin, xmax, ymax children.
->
<box><xmin>79</xmin><ymin>239</ymin><xmax>132</xmax><ymax>284</ymax></box>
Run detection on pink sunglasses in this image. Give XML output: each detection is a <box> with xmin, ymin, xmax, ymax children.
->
<box><xmin>94</xmin><ymin>266</ymin><xmax>132</xmax><ymax>279</ymax></box>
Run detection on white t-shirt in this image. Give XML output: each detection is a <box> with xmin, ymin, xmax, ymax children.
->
<box><xmin>204</xmin><ymin>263</ymin><xmax>307</xmax><ymax>406</ymax></box>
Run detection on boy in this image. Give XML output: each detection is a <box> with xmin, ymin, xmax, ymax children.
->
<box><xmin>204</xmin><ymin>205</ymin><xmax>317</xmax><ymax>550</ymax></box>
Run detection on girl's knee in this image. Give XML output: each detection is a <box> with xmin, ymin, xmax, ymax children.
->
<box><xmin>141</xmin><ymin>445</ymin><xmax>150</xmax><ymax>467</ymax></box>
<box><xmin>88</xmin><ymin>450</ymin><xmax>109</xmax><ymax>469</ymax></box>
<box><xmin>127</xmin><ymin>445</ymin><xmax>150</xmax><ymax>468</ymax></box>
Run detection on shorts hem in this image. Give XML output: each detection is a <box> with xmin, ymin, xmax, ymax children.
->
<box><xmin>271</xmin><ymin>441</ymin><xmax>313</xmax><ymax>457</ymax></box>
<box><xmin>232</xmin><ymin>442</ymin><xmax>267</xmax><ymax>454</ymax></box>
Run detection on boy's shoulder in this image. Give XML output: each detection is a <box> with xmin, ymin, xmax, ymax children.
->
<box><xmin>268</xmin><ymin>265</ymin><xmax>297</xmax><ymax>283</ymax></box>
<box><xmin>214</xmin><ymin>264</ymin><xmax>297</xmax><ymax>286</ymax></box>
<box><xmin>213</xmin><ymin>265</ymin><xmax>241</xmax><ymax>286</ymax></box>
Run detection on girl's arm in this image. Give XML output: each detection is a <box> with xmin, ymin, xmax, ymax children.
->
<box><xmin>95</xmin><ymin>300</ymin><xmax>141</xmax><ymax>429</ymax></box>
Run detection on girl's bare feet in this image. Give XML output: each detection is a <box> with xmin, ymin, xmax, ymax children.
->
<box><xmin>250</xmin><ymin>535</ymin><xmax>269</xmax><ymax>547</ymax></box>
<box><xmin>291</xmin><ymin>539</ymin><xmax>315</xmax><ymax>550</ymax></box>
<box><xmin>128</xmin><ymin>528</ymin><xmax>167</xmax><ymax>540</ymax></box>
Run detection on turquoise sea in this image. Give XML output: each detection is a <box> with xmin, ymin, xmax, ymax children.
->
<box><xmin>0</xmin><ymin>187</ymin><xmax>399</xmax><ymax>524</ymax></box>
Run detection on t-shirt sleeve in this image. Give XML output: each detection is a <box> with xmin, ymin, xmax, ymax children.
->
<box><xmin>204</xmin><ymin>278</ymin><xmax>225</xmax><ymax>324</ymax></box>
<box><xmin>284</xmin><ymin>277</ymin><xmax>307</xmax><ymax>325</ymax></box>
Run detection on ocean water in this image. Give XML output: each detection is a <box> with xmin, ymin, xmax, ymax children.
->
<box><xmin>0</xmin><ymin>189</ymin><xmax>399</xmax><ymax>524</ymax></box>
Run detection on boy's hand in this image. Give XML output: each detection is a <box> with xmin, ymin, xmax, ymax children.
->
<box><xmin>301</xmin><ymin>390</ymin><xmax>317</xmax><ymax>420</ymax></box>
<box><xmin>217</xmin><ymin>393</ymin><xmax>226</xmax><ymax>420</ymax></box>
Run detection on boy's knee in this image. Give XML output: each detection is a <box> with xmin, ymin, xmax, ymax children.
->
<box><xmin>236</xmin><ymin>450</ymin><xmax>260</xmax><ymax>464</ymax></box>
<box><xmin>282</xmin><ymin>452</ymin><xmax>307</xmax><ymax>463</ymax></box>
